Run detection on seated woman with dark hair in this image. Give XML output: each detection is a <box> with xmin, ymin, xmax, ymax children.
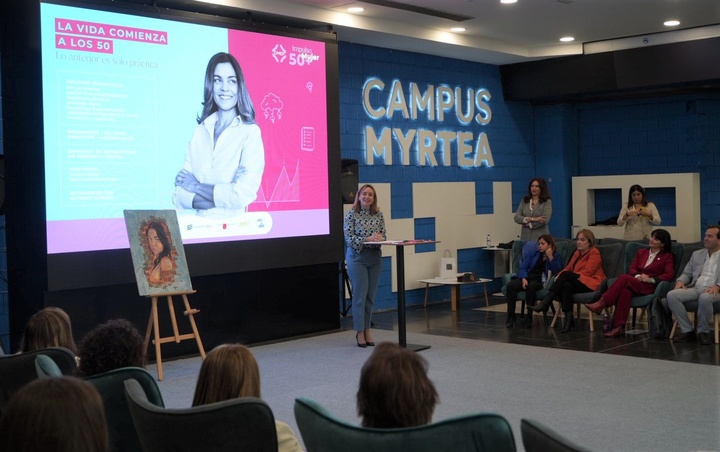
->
<box><xmin>192</xmin><ymin>343</ymin><xmax>303</xmax><ymax>452</ymax></box>
<box><xmin>530</xmin><ymin>229</ymin><xmax>606</xmax><ymax>333</ymax></box>
<box><xmin>0</xmin><ymin>376</ymin><xmax>109</xmax><ymax>452</ymax></box>
<box><xmin>356</xmin><ymin>342</ymin><xmax>439</xmax><ymax>429</ymax></box>
<box><xmin>19</xmin><ymin>306</ymin><xmax>77</xmax><ymax>354</ymax></box>
<box><xmin>585</xmin><ymin>229</ymin><xmax>675</xmax><ymax>337</ymax></box>
<box><xmin>505</xmin><ymin>235</ymin><xmax>562</xmax><ymax>329</ymax></box>
<box><xmin>77</xmin><ymin>319</ymin><xmax>146</xmax><ymax>377</ymax></box>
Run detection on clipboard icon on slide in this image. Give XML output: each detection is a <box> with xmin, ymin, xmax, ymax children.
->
<box><xmin>301</xmin><ymin>126</ymin><xmax>315</xmax><ymax>151</ymax></box>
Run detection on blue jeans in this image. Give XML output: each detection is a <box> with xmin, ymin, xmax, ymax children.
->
<box><xmin>346</xmin><ymin>247</ymin><xmax>382</xmax><ymax>332</ymax></box>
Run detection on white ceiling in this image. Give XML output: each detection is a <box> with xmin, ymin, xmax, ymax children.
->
<box><xmin>202</xmin><ymin>0</ymin><xmax>720</xmax><ymax>64</ymax></box>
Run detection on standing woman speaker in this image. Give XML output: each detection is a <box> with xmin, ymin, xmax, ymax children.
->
<box><xmin>344</xmin><ymin>184</ymin><xmax>386</xmax><ymax>348</ymax></box>
<box><xmin>514</xmin><ymin>178</ymin><xmax>552</xmax><ymax>241</ymax></box>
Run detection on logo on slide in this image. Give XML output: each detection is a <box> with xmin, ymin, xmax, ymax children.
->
<box><xmin>271</xmin><ymin>44</ymin><xmax>287</xmax><ymax>63</ymax></box>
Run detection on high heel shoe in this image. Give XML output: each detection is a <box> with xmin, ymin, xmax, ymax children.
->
<box><xmin>604</xmin><ymin>324</ymin><xmax>625</xmax><ymax>337</ymax></box>
<box><xmin>560</xmin><ymin>314</ymin><xmax>575</xmax><ymax>333</ymax></box>
<box><xmin>585</xmin><ymin>297</ymin><xmax>606</xmax><ymax>315</ymax></box>
<box><xmin>355</xmin><ymin>332</ymin><xmax>367</xmax><ymax>348</ymax></box>
<box><xmin>529</xmin><ymin>298</ymin><xmax>550</xmax><ymax>313</ymax></box>
<box><xmin>364</xmin><ymin>329</ymin><xmax>375</xmax><ymax>346</ymax></box>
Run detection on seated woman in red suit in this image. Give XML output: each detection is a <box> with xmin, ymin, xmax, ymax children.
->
<box><xmin>585</xmin><ymin>229</ymin><xmax>675</xmax><ymax>337</ymax></box>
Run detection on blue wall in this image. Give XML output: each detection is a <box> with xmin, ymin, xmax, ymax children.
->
<box><xmin>338</xmin><ymin>42</ymin><xmax>720</xmax><ymax>314</ymax></box>
<box><xmin>338</xmin><ymin>42</ymin><xmax>537</xmax><ymax>310</ymax></box>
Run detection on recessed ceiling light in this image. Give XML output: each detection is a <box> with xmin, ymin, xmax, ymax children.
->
<box><xmin>500</xmin><ymin>0</ymin><xmax>518</xmax><ymax>4</ymax></box>
<box><xmin>347</xmin><ymin>7</ymin><xmax>364</xmax><ymax>13</ymax></box>
<box><xmin>451</xmin><ymin>27</ymin><xmax>466</xmax><ymax>32</ymax></box>
<box><xmin>664</xmin><ymin>20</ymin><xmax>680</xmax><ymax>27</ymax></box>
<box><xmin>559</xmin><ymin>36</ymin><xmax>575</xmax><ymax>42</ymax></box>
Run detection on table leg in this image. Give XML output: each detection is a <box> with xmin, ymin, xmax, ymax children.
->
<box><xmin>395</xmin><ymin>244</ymin><xmax>430</xmax><ymax>351</ymax></box>
<box><xmin>483</xmin><ymin>282</ymin><xmax>489</xmax><ymax>307</ymax></box>
<box><xmin>396</xmin><ymin>245</ymin><xmax>407</xmax><ymax>347</ymax></box>
<box><xmin>451</xmin><ymin>286</ymin><xmax>460</xmax><ymax>312</ymax></box>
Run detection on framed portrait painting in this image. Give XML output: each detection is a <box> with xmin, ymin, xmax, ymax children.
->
<box><xmin>124</xmin><ymin>210</ymin><xmax>192</xmax><ymax>296</ymax></box>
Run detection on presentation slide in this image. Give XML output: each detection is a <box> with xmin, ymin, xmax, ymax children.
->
<box><xmin>40</xmin><ymin>2</ymin><xmax>330</xmax><ymax>254</ymax></box>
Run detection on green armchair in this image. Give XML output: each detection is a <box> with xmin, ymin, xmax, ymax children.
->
<box><xmin>294</xmin><ymin>397</ymin><xmax>516</xmax><ymax>452</ymax></box>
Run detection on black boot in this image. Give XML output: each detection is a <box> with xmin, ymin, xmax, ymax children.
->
<box><xmin>529</xmin><ymin>294</ymin><xmax>553</xmax><ymax>313</ymax></box>
<box><xmin>505</xmin><ymin>315</ymin><xmax>516</xmax><ymax>328</ymax></box>
<box><xmin>560</xmin><ymin>312</ymin><xmax>575</xmax><ymax>333</ymax></box>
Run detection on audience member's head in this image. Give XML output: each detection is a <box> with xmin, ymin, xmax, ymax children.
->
<box><xmin>19</xmin><ymin>307</ymin><xmax>77</xmax><ymax>354</ymax></box>
<box><xmin>0</xmin><ymin>376</ymin><xmax>108</xmax><ymax>452</ymax></box>
<box><xmin>357</xmin><ymin>342</ymin><xmax>439</xmax><ymax>429</ymax></box>
<box><xmin>78</xmin><ymin>319</ymin><xmax>145</xmax><ymax>377</ymax></box>
<box><xmin>192</xmin><ymin>343</ymin><xmax>261</xmax><ymax>406</ymax></box>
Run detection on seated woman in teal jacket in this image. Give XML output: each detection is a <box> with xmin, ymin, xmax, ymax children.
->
<box><xmin>505</xmin><ymin>235</ymin><xmax>562</xmax><ymax>329</ymax></box>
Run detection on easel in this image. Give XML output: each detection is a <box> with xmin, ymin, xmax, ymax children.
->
<box><xmin>143</xmin><ymin>290</ymin><xmax>206</xmax><ymax>381</ymax></box>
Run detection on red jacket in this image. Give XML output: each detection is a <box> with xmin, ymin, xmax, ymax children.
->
<box><xmin>628</xmin><ymin>248</ymin><xmax>675</xmax><ymax>283</ymax></box>
<box><xmin>559</xmin><ymin>247</ymin><xmax>606</xmax><ymax>291</ymax></box>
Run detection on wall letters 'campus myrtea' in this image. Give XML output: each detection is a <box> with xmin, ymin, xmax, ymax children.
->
<box><xmin>362</xmin><ymin>78</ymin><xmax>494</xmax><ymax>168</ymax></box>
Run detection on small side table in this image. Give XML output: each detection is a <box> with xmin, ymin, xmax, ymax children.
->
<box><xmin>419</xmin><ymin>277</ymin><xmax>492</xmax><ymax>311</ymax></box>
<box><xmin>480</xmin><ymin>246</ymin><xmax>512</xmax><ymax>277</ymax></box>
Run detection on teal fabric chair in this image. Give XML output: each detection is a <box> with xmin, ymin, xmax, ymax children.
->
<box><xmin>294</xmin><ymin>397</ymin><xmax>516</xmax><ymax>452</ymax></box>
<box><xmin>86</xmin><ymin>367</ymin><xmax>165</xmax><ymax>452</ymax></box>
<box><xmin>35</xmin><ymin>354</ymin><xmax>65</xmax><ymax>377</ymax></box>
<box><xmin>0</xmin><ymin>347</ymin><xmax>77</xmax><ymax>415</ymax></box>
<box><xmin>521</xmin><ymin>419</ymin><xmax>591</xmax><ymax>452</ymax></box>
<box><xmin>124</xmin><ymin>379</ymin><xmax>277</xmax><ymax>452</ymax></box>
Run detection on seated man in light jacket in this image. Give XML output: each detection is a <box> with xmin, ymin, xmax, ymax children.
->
<box><xmin>667</xmin><ymin>225</ymin><xmax>720</xmax><ymax>345</ymax></box>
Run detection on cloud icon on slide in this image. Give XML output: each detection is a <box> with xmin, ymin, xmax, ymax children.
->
<box><xmin>261</xmin><ymin>93</ymin><xmax>284</xmax><ymax>123</ymax></box>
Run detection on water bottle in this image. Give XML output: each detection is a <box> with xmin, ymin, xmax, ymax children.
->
<box><xmin>486</xmin><ymin>234</ymin><xmax>492</xmax><ymax>248</ymax></box>
<box><xmin>602</xmin><ymin>314</ymin><xmax>611</xmax><ymax>333</ymax></box>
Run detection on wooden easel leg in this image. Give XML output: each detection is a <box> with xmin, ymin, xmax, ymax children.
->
<box><xmin>182</xmin><ymin>294</ymin><xmax>206</xmax><ymax>359</ymax></box>
<box><xmin>166</xmin><ymin>295</ymin><xmax>181</xmax><ymax>343</ymax></box>
<box><xmin>143</xmin><ymin>307</ymin><xmax>153</xmax><ymax>354</ymax></box>
<box><xmin>151</xmin><ymin>296</ymin><xmax>164</xmax><ymax>381</ymax></box>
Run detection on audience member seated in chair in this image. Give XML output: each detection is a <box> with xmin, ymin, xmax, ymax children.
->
<box><xmin>86</xmin><ymin>366</ymin><xmax>165</xmax><ymax>452</ymax></box>
<box><xmin>530</xmin><ymin>229</ymin><xmax>606</xmax><ymax>333</ymax></box>
<box><xmin>19</xmin><ymin>307</ymin><xmax>77</xmax><ymax>355</ymax></box>
<box><xmin>585</xmin><ymin>229</ymin><xmax>675</xmax><ymax>337</ymax></box>
<box><xmin>294</xmin><ymin>397</ymin><xmax>516</xmax><ymax>452</ymax></box>
<box><xmin>0</xmin><ymin>376</ymin><xmax>109</xmax><ymax>452</ymax></box>
<box><xmin>357</xmin><ymin>342</ymin><xmax>439</xmax><ymax>428</ymax></box>
<box><xmin>0</xmin><ymin>347</ymin><xmax>78</xmax><ymax>414</ymax></box>
<box><xmin>192</xmin><ymin>343</ymin><xmax>303</xmax><ymax>452</ymax></box>
<box><xmin>78</xmin><ymin>319</ymin><xmax>146</xmax><ymax>377</ymax></box>
<box><xmin>504</xmin><ymin>235</ymin><xmax>562</xmax><ymax>329</ymax></box>
<box><xmin>667</xmin><ymin>225</ymin><xmax>720</xmax><ymax>345</ymax></box>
